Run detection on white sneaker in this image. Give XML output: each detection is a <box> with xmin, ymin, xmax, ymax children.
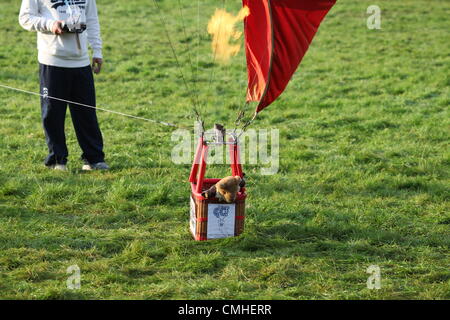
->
<box><xmin>82</xmin><ymin>162</ymin><xmax>110</xmax><ymax>171</ymax></box>
<box><xmin>49</xmin><ymin>164</ymin><xmax>68</xmax><ymax>171</ymax></box>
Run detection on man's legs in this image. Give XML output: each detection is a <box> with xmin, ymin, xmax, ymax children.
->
<box><xmin>39</xmin><ymin>64</ymin><xmax>69</xmax><ymax>166</ymax></box>
<box><xmin>68</xmin><ymin>66</ymin><xmax>105</xmax><ymax>164</ymax></box>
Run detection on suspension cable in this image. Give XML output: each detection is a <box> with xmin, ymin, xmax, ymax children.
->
<box><xmin>232</xmin><ymin>33</ymin><xmax>272</xmax><ymax>134</ymax></box>
<box><xmin>177</xmin><ymin>0</ymin><xmax>201</xmax><ymax>112</ymax></box>
<box><xmin>206</xmin><ymin>0</ymin><xmax>227</xmax><ymax>109</ymax></box>
<box><xmin>151</xmin><ymin>0</ymin><xmax>205</xmax><ymax>133</ymax></box>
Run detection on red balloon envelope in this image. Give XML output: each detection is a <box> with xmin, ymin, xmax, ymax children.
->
<box><xmin>243</xmin><ymin>0</ymin><xmax>337</xmax><ymax>113</ymax></box>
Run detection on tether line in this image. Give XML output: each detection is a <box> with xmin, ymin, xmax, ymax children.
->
<box><xmin>0</xmin><ymin>83</ymin><xmax>182</xmax><ymax>128</ymax></box>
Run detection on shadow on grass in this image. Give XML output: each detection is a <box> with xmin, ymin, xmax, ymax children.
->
<box><xmin>2</xmin><ymin>190</ymin><xmax>448</xmax><ymax>269</ymax></box>
<box><xmin>0</xmin><ymin>205</ymin><xmax>131</xmax><ymax>255</ymax></box>
<box><xmin>215</xmin><ymin>218</ymin><xmax>449</xmax><ymax>269</ymax></box>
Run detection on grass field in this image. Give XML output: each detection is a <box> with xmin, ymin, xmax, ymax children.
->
<box><xmin>0</xmin><ymin>0</ymin><xmax>449</xmax><ymax>300</ymax></box>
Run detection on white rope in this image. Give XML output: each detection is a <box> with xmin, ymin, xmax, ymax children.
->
<box><xmin>0</xmin><ymin>83</ymin><xmax>178</xmax><ymax>128</ymax></box>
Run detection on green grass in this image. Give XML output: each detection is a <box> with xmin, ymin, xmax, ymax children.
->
<box><xmin>0</xmin><ymin>0</ymin><xmax>449</xmax><ymax>300</ymax></box>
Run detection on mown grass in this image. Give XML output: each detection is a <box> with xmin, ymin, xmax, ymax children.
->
<box><xmin>0</xmin><ymin>0</ymin><xmax>449</xmax><ymax>299</ymax></box>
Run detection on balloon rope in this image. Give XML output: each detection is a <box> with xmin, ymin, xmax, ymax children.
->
<box><xmin>0</xmin><ymin>83</ymin><xmax>183</xmax><ymax>128</ymax></box>
<box><xmin>177</xmin><ymin>0</ymin><xmax>201</xmax><ymax>112</ymax></box>
<box><xmin>151</xmin><ymin>0</ymin><xmax>205</xmax><ymax>133</ymax></box>
<box><xmin>206</xmin><ymin>0</ymin><xmax>227</xmax><ymax>103</ymax></box>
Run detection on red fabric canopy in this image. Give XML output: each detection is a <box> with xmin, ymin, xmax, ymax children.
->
<box><xmin>243</xmin><ymin>0</ymin><xmax>336</xmax><ymax>113</ymax></box>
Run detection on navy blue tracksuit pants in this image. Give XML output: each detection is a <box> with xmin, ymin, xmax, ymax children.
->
<box><xmin>39</xmin><ymin>64</ymin><xmax>105</xmax><ymax>166</ymax></box>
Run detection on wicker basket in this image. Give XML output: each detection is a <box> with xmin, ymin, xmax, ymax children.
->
<box><xmin>189</xmin><ymin>137</ymin><xmax>246</xmax><ymax>241</ymax></box>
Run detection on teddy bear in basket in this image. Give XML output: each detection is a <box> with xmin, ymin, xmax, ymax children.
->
<box><xmin>202</xmin><ymin>175</ymin><xmax>246</xmax><ymax>203</ymax></box>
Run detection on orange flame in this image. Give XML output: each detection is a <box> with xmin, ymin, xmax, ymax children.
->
<box><xmin>207</xmin><ymin>6</ymin><xmax>250</xmax><ymax>64</ymax></box>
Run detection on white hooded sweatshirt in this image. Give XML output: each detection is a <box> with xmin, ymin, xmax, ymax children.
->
<box><xmin>19</xmin><ymin>0</ymin><xmax>102</xmax><ymax>68</ymax></box>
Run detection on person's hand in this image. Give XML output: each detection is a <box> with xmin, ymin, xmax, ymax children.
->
<box><xmin>92</xmin><ymin>57</ymin><xmax>103</xmax><ymax>74</ymax></box>
<box><xmin>51</xmin><ymin>21</ymin><xmax>64</xmax><ymax>35</ymax></box>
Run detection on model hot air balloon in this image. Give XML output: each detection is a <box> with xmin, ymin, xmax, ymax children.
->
<box><xmin>189</xmin><ymin>0</ymin><xmax>336</xmax><ymax>241</ymax></box>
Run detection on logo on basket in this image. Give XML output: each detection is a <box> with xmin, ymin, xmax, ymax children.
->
<box><xmin>213</xmin><ymin>206</ymin><xmax>230</xmax><ymax>227</ymax></box>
